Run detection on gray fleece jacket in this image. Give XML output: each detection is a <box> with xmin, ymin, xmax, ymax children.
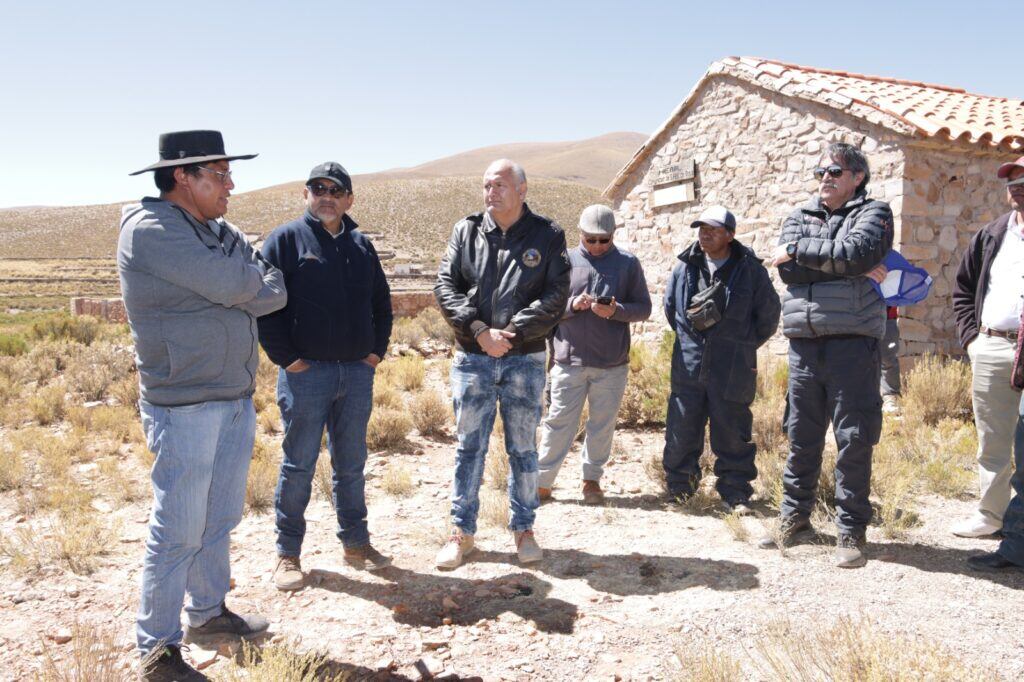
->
<box><xmin>117</xmin><ymin>197</ymin><xmax>287</xmax><ymax>406</ymax></box>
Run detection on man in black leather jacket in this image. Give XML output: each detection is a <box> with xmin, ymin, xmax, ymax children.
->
<box><xmin>433</xmin><ymin>159</ymin><xmax>570</xmax><ymax>569</ymax></box>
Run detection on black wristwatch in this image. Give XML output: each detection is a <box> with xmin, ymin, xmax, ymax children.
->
<box><xmin>786</xmin><ymin>241</ymin><xmax>798</xmax><ymax>258</ymax></box>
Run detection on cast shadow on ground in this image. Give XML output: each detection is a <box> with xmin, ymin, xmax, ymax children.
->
<box><xmin>468</xmin><ymin>547</ymin><xmax>760</xmax><ymax>595</ymax></box>
<box><xmin>308</xmin><ymin>566</ymin><xmax>578</xmax><ymax>634</ymax></box>
<box><xmin>873</xmin><ymin>541</ymin><xmax>1024</xmax><ymax>589</ymax></box>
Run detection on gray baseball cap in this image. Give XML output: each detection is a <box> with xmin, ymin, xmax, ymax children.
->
<box><xmin>579</xmin><ymin>205</ymin><xmax>616</xmax><ymax>236</ymax></box>
<box><xmin>307</xmin><ymin>162</ymin><xmax>353</xmax><ymax>192</ymax></box>
<box><xmin>691</xmin><ymin>205</ymin><xmax>736</xmax><ymax>231</ymax></box>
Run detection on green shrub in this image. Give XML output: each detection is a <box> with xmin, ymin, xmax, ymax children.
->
<box><xmin>903</xmin><ymin>354</ymin><xmax>972</xmax><ymax>425</ymax></box>
<box><xmin>30</xmin><ymin>313</ymin><xmax>100</xmax><ymax>346</ymax></box>
<box><xmin>0</xmin><ymin>333</ymin><xmax>28</xmax><ymax>356</ymax></box>
<box><xmin>618</xmin><ymin>331</ymin><xmax>673</xmax><ymax>427</ymax></box>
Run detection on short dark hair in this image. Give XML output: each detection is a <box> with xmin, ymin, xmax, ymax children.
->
<box><xmin>827</xmin><ymin>142</ymin><xmax>870</xmax><ymax>193</ymax></box>
<box><xmin>154</xmin><ymin>164</ymin><xmax>201</xmax><ymax>193</ymax></box>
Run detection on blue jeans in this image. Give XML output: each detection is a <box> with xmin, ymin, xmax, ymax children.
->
<box><xmin>136</xmin><ymin>398</ymin><xmax>256</xmax><ymax>654</ymax></box>
<box><xmin>449</xmin><ymin>351</ymin><xmax>546</xmax><ymax>535</ymax></box>
<box><xmin>275</xmin><ymin>360</ymin><xmax>375</xmax><ymax>555</ymax></box>
<box><xmin>998</xmin><ymin>393</ymin><xmax>1024</xmax><ymax>565</ymax></box>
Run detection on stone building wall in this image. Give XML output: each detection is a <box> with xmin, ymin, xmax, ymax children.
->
<box><xmin>897</xmin><ymin>144</ymin><xmax>1011</xmax><ymax>355</ymax></box>
<box><xmin>608</xmin><ymin>76</ymin><xmax>909</xmax><ymax>354</ymax></box>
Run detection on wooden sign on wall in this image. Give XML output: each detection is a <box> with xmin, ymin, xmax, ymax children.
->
<box><xmin>651</xmin><ymin>157</ymin><xmax>696</xmax><ymax>208</ymax></box>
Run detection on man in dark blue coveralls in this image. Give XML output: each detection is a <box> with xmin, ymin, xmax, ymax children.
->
<box><xmin>759</xmin><ymin>142</ymin><xmax>893</xmax><ymax>569</ymax></box>
<box><xmin>662</xmin><ymin>205</ymin><xmax>780</xmax><ymax>514</ymax></box>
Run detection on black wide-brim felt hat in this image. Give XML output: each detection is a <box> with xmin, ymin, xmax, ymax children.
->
<box><xmin>129</xmin><ymin>130</ymin><xmax>257</xmax><ymax>175</ymax></box>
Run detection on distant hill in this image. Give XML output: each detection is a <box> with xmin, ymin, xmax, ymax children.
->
<box><xmin>0</xmin><ymin>132</ymin><xmax>641</xmax><ymax>259</ymax></box>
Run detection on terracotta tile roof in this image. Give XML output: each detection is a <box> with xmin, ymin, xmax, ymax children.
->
<box><xmin>605</xmin><ymin>56</ymin><xmax>1024</xmax><ymax>196</ymax></box>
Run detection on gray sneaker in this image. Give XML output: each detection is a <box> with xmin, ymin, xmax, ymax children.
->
<box><xmin>835</xmin><ymin>533</ymin><xmax>867</xmax><ymax>568</ymax></box>
<box><xmin>184</xmin><ymin>603</ymin><xmax>269</xmax><ymax>645</ymax></box>
<box><xmin>514</xmin><ymin>530</ymin><xmax>543</xmax><ymax>564</ymax></box>
<box><xmin>757</xmin><ymin>515</ymin><xmax>812</xmax><ymax>549</ymax></box>
<box><xmin>273</xmin><ymin>555</ymin><xmax>304</xmax><ymax>591</ymax></box>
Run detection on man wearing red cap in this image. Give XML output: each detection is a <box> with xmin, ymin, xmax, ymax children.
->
<box><xmin>963</xmin><ymin>158</ymin><xmax>1024</xmax><ymax>572</ymax></box>
<box><xmin>953</xmin><ymin>157</ymin><xmax>1024</xmax><ymax>543</ymax></box>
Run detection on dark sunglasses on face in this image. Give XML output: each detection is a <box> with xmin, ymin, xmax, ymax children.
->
<box><xmin>308</xmin><ymin>182</ymin><xmax>349</xmax><ymax>197</ymax></box>
<box><xmin>584</xmin><ymin>236</ymin><xmax>611</xmax><ymax>245</ymax></box>
<box><xmin>813</xmin><ymin>165</ymin><xmax>851</xmax><ymax>180</ymax></box>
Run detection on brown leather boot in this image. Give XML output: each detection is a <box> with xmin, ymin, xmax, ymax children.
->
<box><xmin>538</xmin><ymin>487</ymin><xmax>552</xmax><ymax>501</ymax></box>
<box><xmin>582</xmin><ymin>480</ymin><xmax>604</xmax><ymax>505</ymax></box>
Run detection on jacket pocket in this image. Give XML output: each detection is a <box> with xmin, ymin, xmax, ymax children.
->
<box><xmin>290</xmin><ymin>295</ymin><xmax>332</xmax><ymax>356</ymax></box>
<box><xmin>163</xmin><ymin>316</ymin><xmax>228</xmax><ymax>385</ymax></box>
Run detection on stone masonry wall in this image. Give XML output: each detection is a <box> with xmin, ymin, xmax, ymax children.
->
<box><xmin>608</xmin><ymin>76</ymin><xmax>908</xmax><ymax>355</ymax></box>
<box><xmin>898</xmin><ymin>144</ymin><xmax>1011</xmax><ymax>355</ymax></box>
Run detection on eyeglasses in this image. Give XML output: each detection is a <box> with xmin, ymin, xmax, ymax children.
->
<box><xmin>813</xmin><ymin>165</ymin><xmax>851</xmax><ymax>180</ymax></box>
<box><xmin>584</xmin><ymin>237</ymin><xmax>611</xmax><ymax>245</ymax></box>
<box><xmin>197</xmin><ymin>166</ymin><xmax>233</xmax><ymax>184</ymax></box>
<box><xmin>308</xmin><ymin>182</ymin><xmax>349</xmax><ymax>198</ymax></box>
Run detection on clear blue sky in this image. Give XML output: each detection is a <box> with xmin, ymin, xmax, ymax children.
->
<box><xmin>0</xmin><ymin>0</ymin><xmax>1017</xmax><ymax>207</ymax></box>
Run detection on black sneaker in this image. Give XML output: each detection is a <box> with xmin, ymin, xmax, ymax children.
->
<box><xmin>835</xmin><ymin>532</ymin><xmax>867</xmax><ymax>568</ymax></box>
<box><xmin>757</xmin><ymin>515</ymin><xmax>812</xmax><ymax>549</ymax></box>
<box><xmin>183</xmin><ymin>603</ymin><xmax>269</xmax><ymax>645</ymax></box>
<box><xmin>140</xmin><ymin>645</ymin><xmax>208</xmax><ymax>682</ymax></box>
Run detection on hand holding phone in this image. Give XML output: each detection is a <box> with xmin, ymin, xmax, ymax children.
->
<box><xmin>596</xmin><ymin>295</ymin><xmax>613</xmax><ymax>305</ymax></box>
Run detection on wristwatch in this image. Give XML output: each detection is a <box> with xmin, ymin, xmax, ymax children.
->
<box><xmin>785</xmin><ymin>241</ymin><xmax>798</xmax><ymax>258</ymax></box>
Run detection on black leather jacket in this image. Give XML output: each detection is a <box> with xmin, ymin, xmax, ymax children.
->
<box><xmin>434</xmin><ymin>204</ymin><xmax>571</xmax><ymax>354</ymax></box>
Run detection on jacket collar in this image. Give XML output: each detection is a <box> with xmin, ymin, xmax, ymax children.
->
<box><xmin>802</xmin><ymin>191</ymin><xmax>870</xmax><ymax>217</ymax></box>
<box><xmin>482</xmin><ymin>203</ymin><xmax>534</xmax><ymax>237</ymax></box>
<box><xmin>303</xmin><ymin>209</ymin><xmax>358</xmax><ymax>237</ymax></box>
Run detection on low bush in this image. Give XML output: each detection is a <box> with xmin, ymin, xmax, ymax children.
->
<box><xmin>410</xmin><ymin>389</ymin><xmax>451</xmax><ymax>437</ymax></box>
<box><xmin>30</xmin><ymin>313</ymin><xmax>100</xmax><ymax>346</ymax></box>
<box><xmin>381</xmin><ymin>463</ymin><xmax>414</xmax><ymax>496</ymax></box>
<box><xmin>619</xmin><ymin>331</ymin><xmax>672</xmax><ymax>427</ymax></box>
<box><xmin>903</xmin><ymin>353</ymin><xmax>972</xmax><ymax>425</ymax></box>
<box><xmin>373</xmin><ymin>383</ymin><xmax>404</xmax><ymax>411</ymax></box>
<box><xmin>0</xmin><ymin>444</ymin><xmax>27</xmax><ymax>492</ymax></box>
<box><xmin>366</xmin><ymin>408</ymin><xmax>413</xmax><ymax>451</ymax></box>
<box><xmin>35</xmin><ymin>621</ymin><xmax>130</xmax><ymax>682</ymax></box>
<box><xmin>219</xmin><ymin>640</ymin><xmax>349</xmax><ymax>682</ymax></box>
<box><xmin>245</xmin><ymin>437</ymin><xmax>279</xmax><ymax>514</ymax></box>
<box><xmin>28</xmin><ymin>383</ymin><xmax>67</xmax><ymax>425</ymax></box>
<box><xmin>381</xmin><ymin>354</ymin><xmax>426</xmax><ymax>391</ymax></box>
<box><xmin>0</xmin><ymin>332</ymin><xmax>28</xmax><ymax>356</ymax></box>
<box><xmin>485</xmin><ymin>415</ymin><xmax>509</xmax><ymax>491</ymax></box>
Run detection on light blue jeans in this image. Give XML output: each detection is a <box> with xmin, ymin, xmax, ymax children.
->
<box><xmin>449</xmin><ymin>350</ymin><xmax>546</xmax><ymax>535</ymax></box>
<box><xmin>136</xmin><ymin>398</ymin><xmax>256</xmax><ymax>654</ymax></box>
<box><xmin>537</xmin><ymin>362</ymin><xmax>630</xmax><ymax>488</ymax></box>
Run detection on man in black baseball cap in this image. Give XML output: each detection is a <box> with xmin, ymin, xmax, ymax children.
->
<box><xmin>258</xmin><ymin>163</ymin><xmax>394</xmax><ymax>591</ymax></box>
<box><xmin>120</xmin><ymin>130</ymin><xmax>283</xmax><ymax>681</ymax></box>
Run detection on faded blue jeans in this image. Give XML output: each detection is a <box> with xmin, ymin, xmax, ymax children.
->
<box><xmin>136</xmin><ymin>398</ymin><xmax>256</xmax><ymax>654</ymax></box>
<box><xmin>449</xmin><ymin>350</ymin><xmax>546</xmax><ymax>535</ymax></box>
<box><xmin>275</xmin><ymin>360</ymin><xmax>375</xmax><ymax>555</ymax></box>
<box><xmin>997</xmin><ymin>393</ymin><xmax>1024</xmax><ymax>566</ymax></box>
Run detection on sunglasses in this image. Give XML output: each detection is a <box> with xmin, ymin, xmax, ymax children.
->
<box><xmin>308</xmin><ymin>182</ymin><xmax>349</xmax><ymax>197</ymax></box>
<box><xmin>1007</xmin><ymin>177</ymin><xmax>1024</xmax><ymax>189</ymax></box>
<box><xmin>584</xmin><ymin>236</ymin><xmax>611</xmax><ymax>245</ymax></box>
<box><xmin>813</xmin><ymin>165</ymin><xmax>851</xmax><ymax>180</ymax></box>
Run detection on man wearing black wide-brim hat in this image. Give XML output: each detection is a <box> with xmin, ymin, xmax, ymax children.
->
<box><xmin>119</xmin><ymin>130</ymin><xmax>287</xmax><ymax>681</ymax></box>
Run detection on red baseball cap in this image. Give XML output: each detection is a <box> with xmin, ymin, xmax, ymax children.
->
<box><xmin>997</xmin><ymin>156</ymin><xmax>1024</xmax><ymax>179</ymax></box>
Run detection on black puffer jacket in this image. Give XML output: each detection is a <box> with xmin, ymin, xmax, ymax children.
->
<box><xmin>777</xmin><ymin>192</ymin><xmax>893</xmax><ymax>339</ymax></box>
<box><xmin>434</xmin><ymin>204</ymin><xmax>571</xmax><ymax>354</ymax></box>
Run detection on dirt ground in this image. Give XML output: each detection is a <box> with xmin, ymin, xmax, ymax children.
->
<box><xmin>0</xmin><ymin>424</ymin><xmax>1021</xmax><ymax>681</ymax></box>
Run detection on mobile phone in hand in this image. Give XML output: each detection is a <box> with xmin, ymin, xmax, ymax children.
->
<box><xmin>596</xmin><ymin>296</ymin><xmax>613</xmax><ymax>305</ymax></box>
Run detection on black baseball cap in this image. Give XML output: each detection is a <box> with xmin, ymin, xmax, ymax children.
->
<box><xmin>307</xmin><ymin>162</ymin><xmax>352</xmax><ymax>192</ymax></box>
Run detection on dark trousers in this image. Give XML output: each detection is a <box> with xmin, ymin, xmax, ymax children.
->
<box><xmin>781</xmin><ymin>337</ymin><xmax>882</xmax><ymax>534</ymax></box>
<box><xmin>663</xmin><ymin>380</ymin><xmax>756</xmax><ymax>502</ymax></box>
<box><xmin>998</xmin><ymin>393</ymin><xmax>1024</xmax><ymax>565</ymax></box>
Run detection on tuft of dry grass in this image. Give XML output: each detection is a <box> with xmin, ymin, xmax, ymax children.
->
<box><xmin>28</xmin><ymin>383</ymin><xmax>67</xmax><ymax>425</ymax></box>
<box><xmin>314</xmin><ymin>453</ymin><xmax>335</xmax><ymax>508</ymax></box>
<box><xmin>485</xmin><ymin>416</ymin><xmax>510</xmax><ymax>491</ymax></box>
<box><xmin>0</xmin><ymin>443</ymin><xmax>28</xmax><ymax>492</ymax></box>
<box><xmin>35</xmin><ymin>621</ymin><xmax>131</xmax><ymax>682</ymax></box>
<box><xmin>676</xmin><ymin>649</ymin><xmax>743</xmax><ymax>682</ymax></box>
<box><xmin>373</xmin><ymin>384</ymin><xmax>404</xmax><ymax>411</ymax></box>
<box><xmin>380</xmin><ymin>355</ymin><xmax>426</xmax><ymax>392</ymax></box>
<box><xmin>381</xmin><ymin>463</ymin><xmax>414</xmax><ymax>496</ymax></box>
<box><xmin>619</xmin><ymin>333</ymin><xmax>672</xmax><ymax>427</ymax></box>
<box><xmin>722</xmin><ymin>511</ymin><xmax>751</xmax><ymax>543</ymax></box>
<box><xmin>258</xmin><ymin>405</ymin><xmax>281</xmax><ymax>435</ymax></box>
<box><xmin>245</xmin><ymin>437</ymin><xmax>279</xmax><ymax>515</ymax></box>
<box><xmin>218</xmin><ymin>640</ymin><xmax>351</xmax><ymax>682</ymax></box>
<box><xmin>1</xmin><ymin>511</ymin><xmax>119</xmax><ymax>575</ymax></box>
<box><xmin>410</xmin><ymin>389</ymin><xmax>451</xmax><ymax>438</ymax></box>
<box><xmin>366</xmin><ymin>408</ymin><xmax>413</xmax><ymax>451</ymax></box>
<box><xmin>644</xmin><ymin>453</ymin><xmax>668</xmax><ymax>493</ymax></box>
<box><xmin>479</xmin><ymin>487</ymin><xmax>509</xmax><ymax>529</ymax></box>
<box><xmin>903</xmin><ymin>353</ymin><xmax>972</xmax><ymax>425</ymax></box>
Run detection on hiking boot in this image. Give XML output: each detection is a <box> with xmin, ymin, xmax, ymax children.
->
<box><xmin>273</xmin><ymin>555</ymin><xmax>304</xmax><ymax>591</ymax></box>
<box><xmin>140</xmin><ymin>645</ymin><xmax>208</xmax><ymax>682</ymax></box>
<box><xmin>184</xmin><ymin>603</ymin><xmax>269</xmax><ymax>645</ymax></box>
<box><xmin>582</xmin><ymin>480</ymin><xmax>604</xmax><ymax>506</ymax></box>
<box><xmin>538</xmin><ymin>487</ymin><xmax>552</xmax><ymax>501</ymax></box>
<box><xmin>757</xmin><ymin>515</ymin><xmax>812</xmax><ymax>549</ymax></box>
<box><xmin>435</xmin><ymin>532</ymin><xmax>474</xmax><ymax>570</ymax></box>
<box><xmin>882</xmin><ymin>395</ymin><xmax>900</xmax><ymax>414</ymax></box>
<box><xmin>344</xmin><ymin>543</ymin><xmax>392</xmax><ymax>571</ymax></box>
<box><xmin>721</xmin><ymin>497</ymin><xmax>753</xmax><ymax>516</ymax></box>
<box><xmin>835</xmin><ymin>532</ymin><xmax>867</xmax><ymax>568</ymax></box>
<box><xmin>514</xmin><ymin>529</ymin><xmax>543</xmax><ymax>564</ymax></box>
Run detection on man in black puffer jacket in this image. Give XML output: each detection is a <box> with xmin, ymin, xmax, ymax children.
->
<box><xmin>758</xmin><ymin>143</ymin><xmax>893</xmax><ymax>569</ymax></box>
<box><xmin>434</xmin><ymin>158</ymin><xmax>570</xmax><ymax>569</ymax></box>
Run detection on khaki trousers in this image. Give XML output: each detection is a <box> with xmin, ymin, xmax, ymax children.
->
<box><xmin>968</xmin><ymin>334</ymin><xmax>1018</xmax><ymax>523</ymax></box>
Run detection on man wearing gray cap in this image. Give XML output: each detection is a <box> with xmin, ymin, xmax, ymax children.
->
<box><xmin>537</xmin><ymin>205</ymin><xmax>652</xmax><ymax>504</ymax></box>
<box><xmin>258</xmin><ymin>162</ymin><xmax>394</xmax><ymax>591</ymax></box>
<box><xmin>120</xmin><ymin>130</ymin><xmax>286</xmax><ymax>681</ymax></box>
<box><xmin>662</xmin><ymin>205</ymin><xmax>780</xmax><ymax>515</ymax></box>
